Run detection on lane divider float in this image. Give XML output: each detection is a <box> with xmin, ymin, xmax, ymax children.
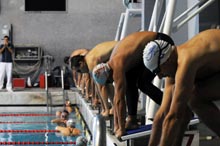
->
<box><xmin>0</xmin><ymin>113</ymin><xmax>54</xmax><ymax>117</ymax></box>
<box><xmin>0</xmin><ymin>129</ymin><xmax>59</xmax><ymax>133</ymax></box>
<box><xmin>0</xmin><ymin>141</ymin><xmax>76</xmax><ymax>145</ymax></box>
<box><xmin>0</xmin><ymin>121</ymin><xmax>48</xmax><ymax>124</ymax></box>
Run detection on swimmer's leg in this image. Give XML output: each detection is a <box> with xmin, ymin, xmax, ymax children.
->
<box><xmin>125</xmin><ymin>71</ymin><xmax>139</xmax><ymax>130</ymax></box>
<box><xmin>190</xmin><ymin>74</ymin><xmax>220</xmax><ymax>136</ymax></box>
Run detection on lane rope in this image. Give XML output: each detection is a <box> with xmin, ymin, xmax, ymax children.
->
<box><xmin>0</xmin><ymin>129</ymin><xmax>59</xmax><ymax>133</ymax></box>
<box><xmin>0</xmin><ymin>121</ymin><xmax>48</xmax><ymax>124</ymax></box>
<box><xmin>0</xmin><ymin>113</ymin><xmax>54</xmax><ymax>117</ymax></box>
<box><xmin>0</xmin><ymin>141</ymin><xmax>76</xmax><ymax>145</ymax></box>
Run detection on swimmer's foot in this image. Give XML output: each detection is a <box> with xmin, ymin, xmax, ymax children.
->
<box><xmin>91</xmin><ymin>103</ymin><xmax>101</xmax><ymax>110</ymax></box>
<box><xmin>101</xmin><ymin>111</ymin><xmax>109</xmax><ymax>118</ymax></box>
<box><xmin>125</xmin><ymin>115</ymin><xmax>139</xmax><ymax>130</ymax></box>
<box><xmin>113</xmin><ymin>125</ymin><xmax>119</xmax><ymax>135</ymax></box>
<box><xmin>115</xmin><ymin>129</ymin><xmax>125</xmax><ymax>139</ymax></box>
<box><xmin>109</xmin><ymin>108</ymin><xmax>114</xmax><ymax>116</ymax></box>
<box><xmin>85</xmin><ymin>96</ymin><xmax>92</xmax><ymax>103</ymax></box>
<box><xmin>92</xmin><ymin>98</ymin><xmax>100</xmax><ymax>107</ymax></box>
<box><xmin>125</xmin><ymin>122</ymin><xmax>139</xmax><ymax>130</ymax></box>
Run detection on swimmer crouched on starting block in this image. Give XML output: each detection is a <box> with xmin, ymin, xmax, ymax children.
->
<box><xmin>70</xmin><ymin>41</ymin><xmax>117</xmax><ymax>117</ymax></box>
<box><xmin>143</xmin><ymin>29</ymin><xmax>220</xmax><ymax>146</ymax></box>
<box><xmin>92</xmin><ymin>31</ymin><xmax>175</xmax><ymax>138</ymax></box>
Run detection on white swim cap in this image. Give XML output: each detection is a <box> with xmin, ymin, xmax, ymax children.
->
<box><xmin>76</xmin><ymin>136</ymin><xmax>88</xmax><ymax>146</ymax></box>
<box><xmin>143</xmin><ymin>40</ymin><xmax>173</xmax><ymax>73</ymax></box>
<box><xmin>92</xmin><ymin>63</ymin><xmax>111</xmax><ymax>85</ymax></box>
<box><xmin>66</xmin><ymin>119</ymin><xmax>76</xmax><ymax>128</ymax></box>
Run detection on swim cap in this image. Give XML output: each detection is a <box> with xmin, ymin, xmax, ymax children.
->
<box><xmin>143</xmin><ymin>40</ymin><xmax>173</xmax><ymax>73</ymax></box>
<box><xmin>76</xmin><ymin>136</ymin><xmax>88</xmax><ymax>146</ymax></box>
<box><xmin>66</xmin><ymin>119</ymin><xmax>76</xmax><ymax>128</ymax></box>
<box><xmin>92</xmin><ymin>63</ymin><xmax>110</xmax><ymax>85</ymax></box>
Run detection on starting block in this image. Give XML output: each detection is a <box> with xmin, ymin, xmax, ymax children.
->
<box><xmin>121</xmin><ymin>118</ymin><xmax>200</xmax><ymax>146</ymax></box>
<box><xmin>182</xmin><ymin>130</ymin><xmax>199</xmax><ymax>146</ymax></box>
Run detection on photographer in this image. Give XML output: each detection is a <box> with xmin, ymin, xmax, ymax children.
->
<box><xmin>0</xmin><ymin>36</ymin><xmax>13</xmax><ymax>92</ymax></box>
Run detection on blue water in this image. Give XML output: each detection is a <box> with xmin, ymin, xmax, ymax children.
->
<box><xmin>0</xmin><ymin>111</ymin><xmax>86</xmax><ymax>146</ymax></box>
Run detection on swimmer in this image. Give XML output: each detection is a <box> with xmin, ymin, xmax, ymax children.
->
<box><xmin>143</xmin><ymin>29</ymin><xmax>220</xmax><ymax>146</ymax></box>
<box><xmin>92</xmin><ymin>31</ymin><xmax>167</xmax><ymax>138</ymax></box>
<box><xmin>76</xmin><ymin>136</ymin><xmax>88</xmax><ymax>146</ymax></box>
<box><xmin>55</xmin><ymin>111</ymin><xmax>62</xmax><ymax>118</ymax></box>
<box><xmin>71</xmin><ymin>41</ymin><xmax>117</xmax><ymax>116</ymax></box>
<box><xmin>51</xmin><ymin>109</ymin><xmax>69</xmax><ymax>126</ymax></box>
<box><xmin>56</xmin><ymin>119</ymin><xmax>81</xmax><ymax>136</ymax></box>
<box><xmin>70</xmin><ymin>48</ymin><xmax>90</xmax><ymax>94</ymax></box>
<box><xmin>65</xmin><ymin>100</ymin><xmax>73</xmax><ymax>113</ymax></box>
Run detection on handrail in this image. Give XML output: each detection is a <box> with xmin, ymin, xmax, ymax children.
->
<box><xmin>45</xmin><ymin>71</ymin><xmax>52</xmax><ymax>113</ymax></box>
<box><xmin>172</xmin><ymin>0</ymin><xmax>215</xmax><ymax>32</ymax></box>
<box><xmin>61</xmin><ymin>69</ymin><xmax>66</xmax><ymax>105</ymax></box>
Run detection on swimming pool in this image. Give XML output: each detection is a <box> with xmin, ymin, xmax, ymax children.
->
<box><xmin>0</xmin><ymin>110</ymin><xmax>90</xmax><ymax>146</ymax></box>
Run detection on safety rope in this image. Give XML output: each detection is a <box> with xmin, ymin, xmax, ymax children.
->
<box><xmin>0</xmin><ymin>113</ymin><xmax>54</xmax><ymax>116</ymax></box>
<box><xmin>0</xmin><ymin>121</ymin><xmax>47</xmax><ymax>124</ymax></box>
<box><xmin>0</xmin><ymin>129</ymin><xmax>58</xmax><ymax>133</ymax></box>
<box><xmin>0</xmin><ymin>141</ymin><xmax>76</xmax><ymax>145</ymax></box>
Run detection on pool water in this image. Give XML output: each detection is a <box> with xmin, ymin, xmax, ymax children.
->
<box><xmin>0</xmin><ymin>111</ymin><xmax>87</xmax><ymax>146</ymax></box>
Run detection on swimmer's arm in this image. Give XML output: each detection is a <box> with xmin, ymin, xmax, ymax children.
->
<box><xmin>56</xmin><ymin>126</ymin><xmax>81</xmax><ymax>136</ymax></box>
<box><xmin>72</xmin><ymin>70</ymin><xmax>78</xmax><ymax>86</ymax></box>
<box><xmin>66</xmin><ymin>106</ymin><xmax>73</xmax><ymax>113</ymax></box>
<box><xmin>56</xmin><ymin>126</ymin><xmax>66</xmax><ymax>131</ymax></box>
<box><xmin>71</xmin><ymin>128</ymin><xmax>81</xmax><ymax>136</ymax></box>
<box><xmin>84</xmin><ymin>73</ymin><xmax>91</xmax><ymax>99</ymax></box>
<box><xmin>160</xmin><ymin>62</ymin><xmax>195</xmax><ymax>146</ymax></box>
<box><xmin>91</xmin><ymin>79</ymin><xmax>96</xmax><ymax>100</ymax></box>
<box><xmin>148</xmin><ymin>77</ymin><xmax>174</xmax><ymax>146</ymax></box>
<box><xmin>113</xmin><ymin>69</ymin><xmax>126</xmax><ymax>103</ymax></box>
<box><xmin>56</xmin><ymin>126</ymin><xmax>70</xmax><ymax>136</ymax></box>
<box><xmin>51</xmin><ymin>118</ymin><xmax>64</xmax><ymax>123</ymax></box>
<box><xmin>113</xmin><ymin>69</ymin><xmax>126</xmax><ymax>122</ymax></box>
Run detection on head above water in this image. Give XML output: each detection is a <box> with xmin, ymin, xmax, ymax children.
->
<box><xmin>143</xmin><ymin>39</ymin><xmax>174</xmax><ymax>75</ymax></box>
<box><xmin>76</xmin><ymin>136</ymin><xmax>88</xmax><ymax>146</ymax></box>
<box><xmin>66</xmin><ymin>119</ymin><xmax>76</xmax><ymax>128</ymax></box>
<box><xmin>56</xmin><ymin>111</ymin><xmax>62</xmax><ymax>118</ymax></box>
<box><xmin>61</xmin><ymin>109</ymin><xmax>69</xmax><ymax>120</ymax></box>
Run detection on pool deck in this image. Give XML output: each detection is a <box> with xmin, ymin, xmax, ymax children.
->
<box><xmin>0</xmin><ymin>87</ymin><xmax>219</xmax><ymax>146</ymax></box>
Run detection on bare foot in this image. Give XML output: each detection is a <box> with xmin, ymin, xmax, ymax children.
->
<box><xmin>101</xmin><ymin>110</ymin><xmax>109</xmax><ymax>118</ymax></box>
<box><xmin>125</xmin><ymin>115</ymin><xmax>139</xmax><ymax>130</ymax></box>
<box><xmin>84</xmin><ymin>96</ymin><xmax>92</xmax><ymax>103</ymax></box>
<box><xmin>114</xmin><ymin>126</ymin><xmax>119</xmax><ymax>134</ymax></box>
<box><xmin>92</xmin><ymin>98</ymin><xmax>100</xmax><ymax>107</ymax></box>
<box><xmin>125</xmin><ymin>120</ymin><xmax>139</xmax><ymax>130</ymax></box>
<box><xmin>109</xmin><ymin>108</ymin><xmax>114</xmax><ymax>115</ymax></box>
<box><xmin>115</xmin><ymin>128</ymin><xmax>125</xmax><ymax>138</ymax></box>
